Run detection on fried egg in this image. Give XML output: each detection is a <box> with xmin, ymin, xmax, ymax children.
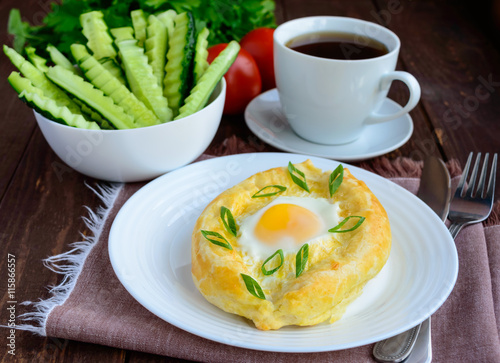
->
<box><xmin>237</xmin><ymin>196</ymin><xmax>340</xmax><ymax>258</ymax></box>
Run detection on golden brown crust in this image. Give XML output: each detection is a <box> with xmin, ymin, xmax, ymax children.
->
<box><xmin>191</xmin><ymin>160</ymin><xmax>391</xmax><ymax>330</ymax></box>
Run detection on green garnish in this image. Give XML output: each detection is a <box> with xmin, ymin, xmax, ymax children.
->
<box><xmin>252</xmin><ymin>185</ymin><xmax>287</xmax><ymax>198</ymax></box>
<box><xmin>329</xmin><ymin>165</ymin><xmax>344</xmax><ymax>197</ymax></box>
<box><xmin>328</xmin><ymin>216</ymin><xmax>365</xmax><ymax>233</ymax></box>
<box><xmin>261</xmin><ymin>249</ymin><xmax>284</xmax><ymax>275</ymax></box>
<box><xmin>295</xmin><ymin>243</ymin><xmax>309</xmax><ymax>278</ymax></box>
<box><xmin>241</xmin><ymin>274</ymin><xmax>266</xmax><ymax>300</ymax></box>
<box><xmin>200</xmin><ymin>230</ymin><xmax>233</xmax><ymax>250</ymax></box>
<box><xmin>220</xmin><ymin>206</ymin><xmax>237</xmax><ymax>237</ymax></box>
<box><xmin>288</xmin><ymin>162</ymin><xmax>310</xmax><ymax>192</ymax></box>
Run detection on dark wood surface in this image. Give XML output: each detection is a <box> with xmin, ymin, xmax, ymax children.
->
<box><xmin>1</xmin><ymin>0</ymin><xmax>499</xmax><ymax>361</ymax></box>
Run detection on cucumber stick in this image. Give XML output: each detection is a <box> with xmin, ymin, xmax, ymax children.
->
<box><xmin>25</xmin><ymin>47</ymin><xmax>49</xmax><ymax>73</ymax></box>
<box><xmin>20</xmin><ymin>90</ymin><xmax>100</xmax><ymax>130</ymax></box>
<box><xmin>116</xmin><ymin>39</ymin><xmax>172</xmax><ymax>122</ymax></box>
<box><xmin>80</xmin><ymin>11</ymin><xmax>117</xmax><ymax>60</ymax></box>
<box><xmin>145</xmin><ymin>15</ymin><xmax>168</xmax><ymax>87</ymax></box>
<box><xmin>110</xmin><ymin>27</ymin><xmax>135</xmax><ymax>43</ymax></box>
<box><xmin>71</xmin><ymin>44</ymin><xmax>160</xmax><ymax>127</ymax></box>
<box><xmin>46</xmin><ymin>65</ymin><xmax>136</xmax><ymax>130</ymax></box>
<box><xmin>46</xmin><ymin>44</ymin><xmax>82</xmax><ymax>76</ymax></box>
<box><xmin>99</xmin><ymin>58</ymin><xmax>127</xmax><ymax>85</ymax></box>
<box><xmin>176</xmin><ymin>41</ymin><xmax>240</xmax><ymax>120</ymax></box>
<box><xmin>8</xmin><ymin>71</ymin><xmax>44</xmax><ymax>97</ymax></box>
<box><xmin>157</xmin><ymin>10</ymin><xmax>176</xmax><ymax>41</ymax></box>
<box><xmin>3</xmin><ymin>45</ymin><xmax>83</xmax><ymax>115</ymax></box>
<box><xmin>8</xmin><ymin>72</ymin><xmax>100</xmax><ymax>130</ymax></box>
<box><xmin>71</xmin><ymin>97</ymin><xmax>114</xmax><ymax>129</ymax></box>
<box><xmin>193</xmin><ymin>27</ymin><xmax>210</xmax><ymax>83</ymax></box>
<box><xmin>131</xmin><ymin>9</ymin><xmax>148</xmax><ymax>47</ymax></box>
<box><xmin>163</xmin><ymin>12</ymin><xmax>195</xmax><ymax>117</ymax></box>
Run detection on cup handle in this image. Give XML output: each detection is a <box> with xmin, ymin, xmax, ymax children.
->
<box><xmin>364</xmin><ymin>71</ymin><xmax>421</xmax><ymax>125</ymax></box>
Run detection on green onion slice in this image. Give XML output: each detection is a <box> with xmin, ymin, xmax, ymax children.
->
<box><xmin>252</xmin><ymin>185</ymin><xmax>287</xmax><ymax>198</ymax></box>
<box><xmin>328</xmin><ymin>216</ymin><xmax>366</xmax><ymax>233</ymax></box>
<box><xmin>241</xmin><ymin>274</ymin><xmax>266</xmax><ymax>300</ymax></box>
<box><xmin>200</xmin><ymin>230</ymin><xmax>233</xmax><ymax>250</ymax></box>
<box><xmin>329</xmin><ymin>164</ymin><xmax>344</xmax><ymax>197</ymax></box>
<box><xmin>288</xmin><ymin>162</ymin><xmax>310</xmax><ymax>192</ymax></box>
<box><xmin>220</xmin><ymin>206</ymin><xmax>237</xmax><ymax>237</ymax></box>
<box><xmin>295</xmin><ymin>243</ymin><xmax>309</xmax><ymax>278</ymax></box>
<box><xmin>261</xmin><ymin>249</ymin><xmax>284</xmax><ymax>275</ymax></box>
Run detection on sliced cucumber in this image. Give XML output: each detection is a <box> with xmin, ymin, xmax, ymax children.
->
<box><xmin>176</xmin><ymin>41</ymin><xmax>239</xmax><ymax>120</ymax></box>
<box><xmin>3</xmin><ymin>45</ymin><xmax>83</xmax><ymax>115</ymax></box>
<box><xmin>19</xmin><ymin>90</ymin><xmax>100</xmax><ymax>130</ymax></box>
<box><xmin>157</xmin><ymin>10</ymin><xmax>176</xmax><ymax>41</ymax></box>
<box><xmin>110</xmin><ymin>27</ymin><xmax>135</xmax><ymax>43</ymax></box>
<box><xmin>9</xmin><ymin>68</ymin><xmax>113</xmax><ymax>130</ymax></box>
<box><xmin>131</xmin><ymin>9</ymin><xmax>148</xmax><ymax>47</ymax></box>
<box><xmin>163</xmin><ymin>12</ymin><xmax>195</xmax><ymax>117</ymax></box>
<box><xmin>71</xmin><ymin>97</ymin><xmax>114</xmax><ymax>129</ymax></box>
<box><xmin>145</xmin><ymin>14</ymin><xmax>168</xmax><ymax>87</ymax></box>
<box><xmin>25</xmin><ymin>47</ymin><xmax>49</xmax><ymax>73</ymax></box>
<box><xmin>80</xmin><ymin>11</ymin><xmax>117</xmax><ymax>60</ymax></box>
<box><xmin>46</xmin><ymin>65</ymin><xmax>136</xmax><ymax>130</ymax></box>
<box><xmin>193</xmin><ymin>27</ymin><xmax>210</xmax><ymax>83</ymax></box>
<box><xmin>116</xmin><ymin>39</ymin><xmax>172</xmax><ymax>122</ymax></box>
<box><xmin>99</xmin><ymin>57</ymin><xmax>127</xmax><ymax>85</ymax></box>
<box><xmin>8</xmin><ymin>71</ymin><xmax>44</xmax><ymax>97</ymax></box>
<box><xmin>46</xmin><ymin>44</ymin><xmax>82</xmax><ymax>76</ymax></box>
<box><xmin>71</xmin><ymin>43</ymin><xmax>160</xmax><ymax>127</ymax></box>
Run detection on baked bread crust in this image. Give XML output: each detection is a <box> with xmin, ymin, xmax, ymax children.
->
<box><xmin>191</xmin><ymin>160</ymin><xmax>391</xmax><ymax>330</ymax></box>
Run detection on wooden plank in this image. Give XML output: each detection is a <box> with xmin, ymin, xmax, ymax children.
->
<box><xmin>0</xmin><ymin>128</ymin><xmax>125</xmax><ymax>362</ymax></box>
<box><xmin>0</xmin><ymin>1</ymin><xmax>40</xmax><ymax>200</ymax></box>
<box><xmin>373</xmin><ymin>0</ymin><xmax>500</xmax><ymax>166</ymax></box>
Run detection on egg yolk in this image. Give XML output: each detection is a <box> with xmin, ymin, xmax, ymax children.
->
<box><xmin>254</xmin><ymin>203</ymin><xmax>321</xmax><ymax>245</ymax></box>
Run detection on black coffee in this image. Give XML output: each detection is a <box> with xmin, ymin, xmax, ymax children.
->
<box><xmin>286</xmin><ymin>31</ymin><xmax>389</xmax><ymax>60</ymax></box>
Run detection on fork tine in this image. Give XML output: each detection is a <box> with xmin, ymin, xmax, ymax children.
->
<box><xmin>476</xmin><ymin>153</ymin><xmax>489</xmax><ymax>198</ymax></box>
<box><xmin>466</xmin><ymin>153</ymin><xmax>482</xmax><ymax>198</ymax></box>
<box><xmin>486</xmin><ymin>153</ymin><xmax>497</xmax><ymax>201</ymax></box>
<box><xmin>456</xmin><ymin>152</ymin><xmax>473</xmax><ymax>197</ymax></box>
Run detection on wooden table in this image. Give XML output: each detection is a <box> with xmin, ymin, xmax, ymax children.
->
<box><xmin>1</xmin><ymin>0</ymin><xmax>499</xmax><ymax>361</ymax></box>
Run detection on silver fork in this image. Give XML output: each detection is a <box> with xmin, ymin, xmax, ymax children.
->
<box><xmin>448</xmin><ymin>152</ymin><xmax>497</xmax><ymax>239</ymax></box>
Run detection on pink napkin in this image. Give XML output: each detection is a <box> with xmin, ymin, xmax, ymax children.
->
<box><xmin>17</xmin><ymin>146</ymin><xmax>500</xmax><ymax>362</ymax></box>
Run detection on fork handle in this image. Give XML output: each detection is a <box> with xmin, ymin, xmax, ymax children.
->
<box><xmin>449</xmin><ymin>223</ymin><xmax>464</xmax><ymax>239</ymax></box>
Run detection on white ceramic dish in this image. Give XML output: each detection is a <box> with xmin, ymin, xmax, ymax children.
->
<box><xmin>108</xmin><ymin>153</ymin><xmax>458</xmax><ymax>353</ymax></box>
<box><xmin>35</xmin><ymin>79</ymin><xmax>225</xmax><ymax>183</ymax></box>
<box><xmin>244</xmin><ymin>89</ymin><xmax>413</xmax><ymax>162</ymax></box>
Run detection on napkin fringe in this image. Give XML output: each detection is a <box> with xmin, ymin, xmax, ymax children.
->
<box><xmin>14</xmin><ymin>182</ymin><xmax>123</xmax><ymax>336</ymax></box>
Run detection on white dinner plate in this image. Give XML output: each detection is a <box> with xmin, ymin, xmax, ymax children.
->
<box><xmin>108</xmin><ymin>153</ymin><xmax>458</xmax><ymax>353</ymax></box>
<box><xmin>244</xmin><ymin>89</ymin><xmax>414</xmax><ymax>162</ymax></box>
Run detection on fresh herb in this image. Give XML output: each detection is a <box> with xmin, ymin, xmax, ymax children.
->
<box><xmin>241</xmin><ymin>273</ymin><xmax>266</xmax><ymax>299</ymax></box>
<box><xmin>295</xmin><ymin>243</ymin><xmax>309</xmax><ymax>278</ymax></box>
<box><xmin>252</xmin><ymin>184</ymin><xmax>286</xmax><ymax>198</ymax></box>
<box><xmin>328</xmin><ymin>216</ymin><xmax>365</xmax><ymax>233</ymax></box>
<box><xmin>261</xmin><ymin>249</ymin><xmax>284</xmax><ymax>275</ymax></box>
<box><xmin>288</xmin><ymin>162</ymin><xmax>310</xmax><ymax>193</ymax></box>
<box><xmin>329</xmin><ymin>164</ymin><xmax>344</xmax><ymax>197</ymax></box>
<box><xmin>220</xmin><ymin>206</ymin><xmax>237</xmax><ymax>237</ymax></box>
<box><xmin>7</xmin><ymin>0</ymin><xmax>276</xmax><ymax>56</ymax></box>
<box><xmin>201</xmin><ymin>230</ymin><xmax>233</xmax><ymax>250</ymax></box>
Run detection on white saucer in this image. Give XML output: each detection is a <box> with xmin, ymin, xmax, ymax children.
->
<box><xmin>244</xmin><ymin>89</ymin><xmax>414</xmax><ymax>162</ymax></box>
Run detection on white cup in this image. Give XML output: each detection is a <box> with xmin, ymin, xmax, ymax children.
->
<box><xmin>273</xmin><ymin>16</ymin><xmax>421</xmax><ymax>145</ymax></box>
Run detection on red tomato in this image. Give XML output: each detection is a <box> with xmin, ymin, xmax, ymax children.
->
<box><xmin>240</xmin><ymin>27</ymin><xmax>276</xmax><ymax>91</ymax></box>
<box><xmin>208</xmin><ymin>44</ymin><xmax>262</xmax><ymax>115</ymax></box>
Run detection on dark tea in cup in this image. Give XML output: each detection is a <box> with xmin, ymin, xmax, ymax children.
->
<box><xmin>286</xmin><ymin>31</ymin><xmax>389</xmax><ymax>60</ymax></box>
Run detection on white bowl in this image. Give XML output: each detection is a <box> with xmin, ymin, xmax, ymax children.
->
<box><xmin>35</xmin><ymin>79</ymin><xmax>225</xmax><ymax>182</ymax></box>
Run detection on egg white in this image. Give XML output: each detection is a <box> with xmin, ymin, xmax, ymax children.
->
<box><xmin>237</xmin><ymin>196</ymin><xmax>340</xmax><ymax>260</ymax></box>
